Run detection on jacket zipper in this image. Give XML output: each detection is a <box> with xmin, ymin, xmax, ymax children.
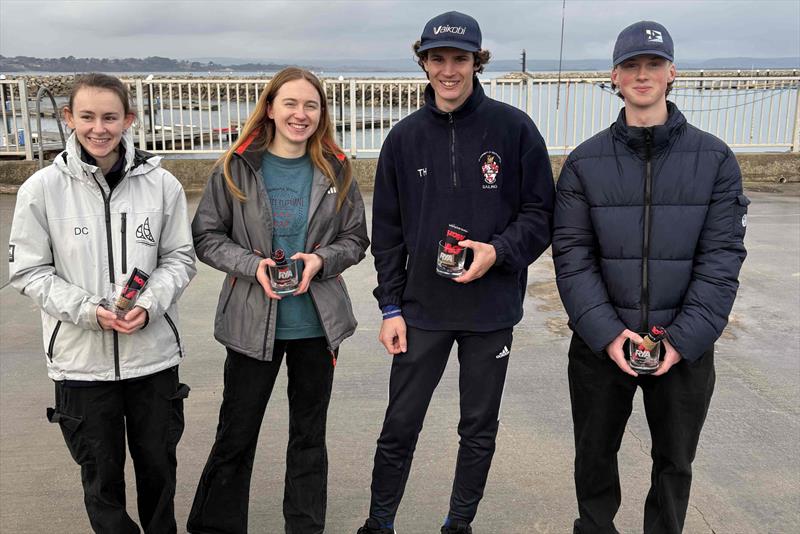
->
<box><xmin>91</xmin><ymin>173</ymin><xmax>121</xmax><ymax>380</ymax></box>
<box><xmin>641</xmin><ymin>129</ymin><xmax>653</xmax><ymax>332</ymax></box>
<box><xmin>164</xmin><ymin>312</ymin><xmax>183</xmax><ymax>358</ymax></box>
<box><xmin>449</xmin><ymin>113</ymin><xmax>458</xmax><ymax>188</ymax></box>
<box><xmin>261</xmin><ymin>300</ymin><xmax>273</xmax><ymax>359</ymax></box>
<box><xmin>47</xmin><ymin>321</ymin><xmax>62</xmax><ymax>361</ymax></box>
<box><xmin>245</xmin><ymin>154</ymin><xmax>276</xmax><ymax>362</ymax></box>
<box><xmin>121</xmin><ymin>212</ymin><xmax>127</xmax><ymax>274</ymax></box>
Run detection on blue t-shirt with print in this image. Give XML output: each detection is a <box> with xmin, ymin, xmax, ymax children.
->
<box><xmin>262</xmin><ymin>152</ymin><xmax>324</xmax><ymax>340</ymax></box>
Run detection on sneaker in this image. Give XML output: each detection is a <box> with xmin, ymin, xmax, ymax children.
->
<box><xmin>357</xmin><ymin>517</ymin><xmax>395</xmax><ymax>534</ymax></box>
<box><xmin>441</xmin><ymin>520</ymin><xmax>472</xmax><ymax>534</ymax></box>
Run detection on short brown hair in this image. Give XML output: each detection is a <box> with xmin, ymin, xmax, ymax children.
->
<box><xmin>412</xmin><ymin>40</ymin><xmax>491</xmax><ymax>74</ymax></box>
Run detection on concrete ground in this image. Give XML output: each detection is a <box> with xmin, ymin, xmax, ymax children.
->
<box><xmin>0</xmin><ymin>191</ymin><xmax>798</xmax><ymax>534</ymax></box>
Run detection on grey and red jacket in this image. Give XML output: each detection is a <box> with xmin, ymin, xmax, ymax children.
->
<box><xmin>372</xmin><ymin>80</ymin><xmax>555</xmax><ymax>331</ymax></box>
<box><xmin>191</xmin><ymin>135</ymin><xmax>369</xmax><ymax>360</ymax></box>
<box><xmin>553</xmin><ymin>102</ymin><xmax>748</xmax><ymax>361</ymax></box>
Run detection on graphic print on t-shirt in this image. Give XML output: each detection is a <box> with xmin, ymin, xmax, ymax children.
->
<box><xmin>269</xmin><ymin>186</ymin><xmax>308</xmax><ymax>239</ymax></box>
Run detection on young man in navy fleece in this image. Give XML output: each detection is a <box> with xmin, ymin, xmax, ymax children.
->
<box><xmin>358</xmin><ymin>11</ymin><xmax>555</xmax><ymax>534</ymax></box>
<box><xmin>553</xmin><ymin>21</ymin><xmax>748</xmax><ymax>534</ymax></box>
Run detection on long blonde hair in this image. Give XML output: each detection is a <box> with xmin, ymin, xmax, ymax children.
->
<box><xmin>219</xmin><ymin>67</ymin><xmax>352</xmax><ymax>210</ymax></box>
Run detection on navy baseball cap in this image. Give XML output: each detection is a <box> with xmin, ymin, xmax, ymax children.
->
<box><xmin>418</xmin><ymin>11</ymin><xmax>482</xmax><ymax>53</ymax></box>
<box><xmin>613</xmin><ymin>21</ymin><xmax>674</xmax><ymax>65</ymax></box>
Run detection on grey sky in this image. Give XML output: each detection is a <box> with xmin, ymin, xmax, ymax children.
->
<box><xmin>1</xmin><ymin>0</ymin><xmax>798</xmax><ymax>61</ymax></box>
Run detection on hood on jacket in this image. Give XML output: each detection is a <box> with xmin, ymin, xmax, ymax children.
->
<box><xmin>55</xmin><ymin>130</ymin><xmax>162</xmax><ymax>183</ymax></box>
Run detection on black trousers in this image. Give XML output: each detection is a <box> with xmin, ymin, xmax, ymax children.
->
<box><xmin>47</xmin><ymin>366</ymin><xmax>188</xmax><ymax>534</ymax></box>
<box><xmin>187</xmin><ymin>338</ymin><xmax>336</xmax><ymax>534</ymax></box>
<box><xmin>568</xmin><ymin>334</ymin><xmax>715</xmax><ymax>534</ymax></box>
<box><xmin>368</xmin><ymin>326</ymin><xmax>512</xmax><ymax>526</ymax></box>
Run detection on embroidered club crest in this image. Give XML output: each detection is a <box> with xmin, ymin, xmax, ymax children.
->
<box><xmin>479</xmin><ymin>151</ymin><xmax>501</xmax><ymax>185</ymax></box>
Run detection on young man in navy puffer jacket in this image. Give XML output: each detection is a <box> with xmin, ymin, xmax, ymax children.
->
<box><xmin>553</xmin><ymin>21</ymin><xmax>748</xmax><ymax>534</ymax></box>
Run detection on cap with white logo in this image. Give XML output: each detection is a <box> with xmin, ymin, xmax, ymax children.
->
<box><xmin>613</xmin><ymin>20</ymin><xmax>674</xmax><ymax>66</ymax></box>
<box><xmin>418</xmin><ymin>11</ymin><xmax>482</xmax><ymax>53</ymax></box>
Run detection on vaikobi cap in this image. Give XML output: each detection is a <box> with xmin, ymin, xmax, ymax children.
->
<box><xmin>613</xmin><ymin>21</ymin><xmax>674</xmax><ymax>65</ymax></box>
<box><xmin>418</xmin><ymin>11</ymin><xmax>482</xmax><ymax>53</ymax></box>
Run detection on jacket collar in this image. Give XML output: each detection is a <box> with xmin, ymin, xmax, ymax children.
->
<box><xmin>56</xmin><ymin>130</ymin><xmax>159</xmax><ymax>182</ymax></box>
<box><xmin>424</xmin><ymin>76</ymin><xmax>485</xmax><ymax>120</ymax></box>
<box><xmin>234</xmin><ymin>130</ymin><xmax>344</xmax><ymax>184</ymax></box>
<box><xmin>235</xmin><ymin>130</ymin><xmax>265</xmax><ymax>171</ymax></box>
<box><xmin>611</xmin><ymin>101</ymin><xmax>686</xmax><ymax>157</ymax></box>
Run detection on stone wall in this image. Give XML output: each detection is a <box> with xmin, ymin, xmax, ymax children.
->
<box><xmin>1</xmin><ymin>153</ymin><xmax>797</xmax><ymax>194</ymax></box>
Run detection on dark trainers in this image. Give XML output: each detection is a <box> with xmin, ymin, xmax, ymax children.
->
<box><xmin>441</xmin><ymin>520</ymin><xmax>472</xmax><ymax>534</ymax></box>
<box><xmin>357</xmin><ymin>517</ymin><xmax>395</xmax><ymax>534</ymax></box>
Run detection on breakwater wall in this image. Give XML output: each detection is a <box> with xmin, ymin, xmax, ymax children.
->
<box><xmin>1</xmin><ymin>153</ymin><xmax>797</xmax><ymax>194</ymax></box>
<box><xmin>8</xmin><ymin>70</ymin><xmax>800</xmax><ymax>108</ymax></box>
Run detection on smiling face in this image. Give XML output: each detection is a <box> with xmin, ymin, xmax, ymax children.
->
<box><xmin>422</xmin><ymin>47</ymin><xmax>478</xmax><ymax>112</ymax></box>
<box><xmin>611</xmin><ymin>54</ymin><xmax>675</xmax><ymax>112</ymax></box>
<box><xmin>64</xmin><ymin>87</ymin><xmax>134</xmax><ymax>169</ymax></box>
<box><xmin>267</xmin><ymin>78</ymin><xmax>322</xmax><ymax>156</ymax></box>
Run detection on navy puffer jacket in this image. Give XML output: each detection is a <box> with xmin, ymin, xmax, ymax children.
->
<box><xmin>553</xmin><ymin>102</ymin><xmax>748</xmax><ymax>362</ymax></box>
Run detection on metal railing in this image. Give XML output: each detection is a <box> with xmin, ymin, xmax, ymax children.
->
<box><xmin>2</xmin><ymin>75</ymin><xmax>799</xmax><ymax>159</ymax></box>
<box><xmin>1</xmin><ymin>79</ymin><xmax>33</xmax><ymax>159</ymax></box>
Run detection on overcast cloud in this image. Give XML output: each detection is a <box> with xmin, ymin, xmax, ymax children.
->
<box><xmin>1</xmin><ymin>0</ymin><xmax>798</xmax><ymax>62</ymax></box>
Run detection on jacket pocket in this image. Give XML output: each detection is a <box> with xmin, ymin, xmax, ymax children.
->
<box><xmin>164</xmin><ymin>312</ymin><xmax>183</xmax><ymax>358</ymax></box>
<box><xmin>222</xmin><ymin>277</ymin><xmax>237</xmax><ymax>314</ymax></box>
<box><xmin>337</xmin><ymin>276</ymin><xmax>356</xmax><ymax>322</ymax></box>
<box><xmin>732</xmin><ymin>193</ymin><xmax>750</xmax><ymax>239</ymax></box>
<box><xmin>47</xmin><ymin>320</ymin><xmax>62</xmax><ymax>362</ymax></box>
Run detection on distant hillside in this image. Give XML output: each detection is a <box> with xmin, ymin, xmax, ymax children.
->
<box><xmin>190</xmin><ymin>56</ymin><xmax>799</xmax><ymax>72</ymax></box>
<box><xmin>0</xmin><ymin>55</ymin><xmax>309</xmax><ymax>73</ymax></box>
<box><xmin>2</xmin><ymin>54</ymin><xmax>797</xmax><ymax>73</ymax></box>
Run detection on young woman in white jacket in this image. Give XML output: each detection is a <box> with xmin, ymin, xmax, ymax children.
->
<box><xmin>8</xmin><ymin>73</ymin><xmax>196</xmax><ymax>534</ymax></box>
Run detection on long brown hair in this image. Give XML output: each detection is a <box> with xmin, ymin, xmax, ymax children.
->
<box><xmin>219</xmin><ymin>67</ymin><xmax>352</xmax><ymax>210</ymax></box>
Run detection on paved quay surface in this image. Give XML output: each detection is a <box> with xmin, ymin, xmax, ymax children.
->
<box><xmin>1</xmin><ymin>190</ymin><xmax>798</xmax><ymax>533</ymax></box>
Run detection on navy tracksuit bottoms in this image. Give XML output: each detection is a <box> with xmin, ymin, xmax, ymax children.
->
<box><xmin>368</xmin><ymin>326</ymin><xmax>512</xmax><ymax>526</ymax></box>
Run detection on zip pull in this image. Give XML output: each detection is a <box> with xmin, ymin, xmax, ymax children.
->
<box><xmin>121</xmin><ymin>213</ymin><xmax>127</xmax><ymax>274</ymax></box>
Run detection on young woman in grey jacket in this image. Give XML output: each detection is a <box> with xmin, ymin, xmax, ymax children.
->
<box><xmin>8</xmin><ymin>73</ymin><xmax>196</xmax><ymax>533</ymax></box>
<box><xmin>188</xmin><ymin>67</ymin><xmax>369</xmax><ymax>534</ymax></box>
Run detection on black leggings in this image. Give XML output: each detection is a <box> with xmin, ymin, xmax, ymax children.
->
<box><xmin>187</xmin><ymin>338</ymin><xmax>335</xmax><ymax>534</ymax></box>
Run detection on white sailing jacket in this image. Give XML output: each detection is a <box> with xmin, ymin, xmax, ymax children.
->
<box><xmin>9</xmin><ymin>132</ymin><xmax>196</xmax><ymax>381</ymax></box>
